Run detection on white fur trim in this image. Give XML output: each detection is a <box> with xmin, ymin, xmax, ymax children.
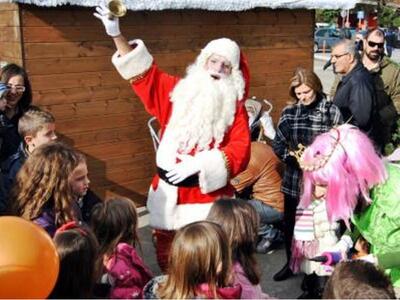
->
<box><xmin>111</xmin><ymin>39</ymin><xmax>153</xmax><ymax>80</ymax></box>
<box><xmin>196</xmin><ymin>149</ymin><xmax>228</xmax><ymax>194</ymax></box>
<box><xmin>198</xmin><ymin>38</ymin><xmax>240</xmax><ymax>69</ymax></box>
<box><xmin>146</xmin><ymin>179</ymin><xmax>213</xmax><ymax>230</ymax></box>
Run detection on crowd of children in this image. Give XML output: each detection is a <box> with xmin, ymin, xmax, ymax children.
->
<box><xmin>1</xmin><ymin>55</ymin><xmax>399</xmax><ymax>299</ymax></box>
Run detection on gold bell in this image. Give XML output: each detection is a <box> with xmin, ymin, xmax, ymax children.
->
<box><xmin>107</xmin><ymin>0</ymin><xmax>127</xmax><ymax>18</ymax></box>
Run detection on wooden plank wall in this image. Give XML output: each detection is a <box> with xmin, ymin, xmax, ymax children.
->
<box><xmin>0</xmin><ymin>3</ymin><xmax>23</xmax><ymax>66</ymax></box>
<box><xmin>19</xmin><ymin>6</ymin><xmax>313</xmax><ymax>205</ymax></box>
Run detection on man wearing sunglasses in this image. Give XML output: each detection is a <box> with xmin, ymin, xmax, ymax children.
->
<box><xmin>330</xmin><ymin>39</ymin><xmax>379</xmax><ymax>148</ymax></box>
<box><xmin>362</xmin><ymin>28</ymin><xmax>400</xmax><ymax>153</ymax></box>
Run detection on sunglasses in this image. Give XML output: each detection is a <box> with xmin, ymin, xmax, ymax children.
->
<box><xmin>367</xmin><ymin>41</ymin><xmax>384</xmax><ymax>49</ymax></box>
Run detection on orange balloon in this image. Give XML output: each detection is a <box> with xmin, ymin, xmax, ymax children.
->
<box><xmin>0</xmin><ymin>216</ymin><xmax>59</xmax><ymax>298</ymax></box>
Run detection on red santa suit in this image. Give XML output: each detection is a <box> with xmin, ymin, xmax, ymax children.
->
<box><xmin>111</xmin><ymin>38</ymin><xmax>250</xmax><ymax>232</ymax></box>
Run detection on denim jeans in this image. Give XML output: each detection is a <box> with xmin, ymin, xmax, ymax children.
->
<box><xmin>248</xmin><ymin>199</ymin><xmax>284</xmax><ymax>243</ymax></box>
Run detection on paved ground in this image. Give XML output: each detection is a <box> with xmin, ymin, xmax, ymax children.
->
<box><xmin>135</xmin><ymin>49</ymin><xmax>400</xmax><ymax>298</ymax></box>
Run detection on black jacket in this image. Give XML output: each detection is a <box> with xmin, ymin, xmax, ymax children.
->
<box><xmin>333</xmin><ymin>62</ymin><xmax>378</xmax><ymax>145</ymax></box>
<box><xmin>0</xmin><ymin>143</ymin><xmax>27</xmax><ymax>213</ymax></box>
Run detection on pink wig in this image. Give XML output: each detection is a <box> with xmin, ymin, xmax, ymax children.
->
<box><xmin>299</xmin><ymin>124</ymin><xmax>387</xmax><ymax>223</ymax></box>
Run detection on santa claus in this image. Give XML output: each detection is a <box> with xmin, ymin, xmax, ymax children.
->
<box><xmin>95</xmin><ymin>5</ymin><xmax>251</xmax><ymax>270</ymax></box>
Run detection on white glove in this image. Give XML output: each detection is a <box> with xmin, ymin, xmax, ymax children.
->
<box><xmin>166</xmin><ymin>154</ymin><xmax>201</xmax><ymax>185</ymax></box>
<box><xmin>93</xmin><ymin>4</ymin><xmax>121</xmax><ymax>37</ymax></box>
<box><xmin>259</xmin><ymin>111</ymin><xmax>276</xmax><ymax>140</ymax></box>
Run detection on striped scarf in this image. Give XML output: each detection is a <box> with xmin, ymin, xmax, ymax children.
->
<box><xmin>290</xmin><ymin>200</ymin><xmax>320</xmax><ymax>273</ymax></box>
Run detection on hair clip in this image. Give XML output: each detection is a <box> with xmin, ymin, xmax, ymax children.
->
<box><xmin>289</xmin><ymin>143</ymin><xmax>306</xmax><ymax>162</ymax></box>
<box><xmin>55</xmin><ymin>221</ymin><xmax>87</xmax><ymax>236</ymax></box>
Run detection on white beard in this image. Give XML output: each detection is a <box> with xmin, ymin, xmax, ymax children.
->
<box><xmin>167</xmin><ymin>64</ymin><xmax>245</xmax><ymax>154</ymax></box>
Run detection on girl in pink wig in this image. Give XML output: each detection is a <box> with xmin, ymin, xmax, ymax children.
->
<box><xmin>292</xmin><ymin>124</ymin><xmax>400</xmax><ymax>296</ymax></box>
<box><xmin>299</xmin><ymin>124</ymin><xmax>387</xmax><ymax>223</ymax></box>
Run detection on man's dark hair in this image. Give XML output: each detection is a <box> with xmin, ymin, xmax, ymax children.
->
<box><xmin>323</xmin><ymin>260</ymin><xmax>395</xmax><ymax>299</ymax></box>
<box><xmin>366</xmin><ymin>27</ymin><xmax>385</xmax><ymax>40</ymax></box>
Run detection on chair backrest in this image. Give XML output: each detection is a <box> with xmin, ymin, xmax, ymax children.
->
<box><xmin>147</xmin><ymin>116</ymin><xmax>160</xmax><ymax>152</ymax></box>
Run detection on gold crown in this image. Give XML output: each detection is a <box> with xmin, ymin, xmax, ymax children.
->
<box><xmin>290</xmin><ymin>128</ymin><xmax>341</xmax><ymax>172</ymax></box>
<box><xmin>289</xmin><ymin>143</ymin><xmax>306</xmax><ymax>162</ymax></box>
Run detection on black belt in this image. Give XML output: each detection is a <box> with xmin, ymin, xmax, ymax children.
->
<box><xmin>157</xmin><ymin>167</ymin><xmax>199</xmax><ymax>187</ymax></box>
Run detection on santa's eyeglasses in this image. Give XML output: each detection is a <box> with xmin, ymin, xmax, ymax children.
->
<box><xmin>367</xmin><ymin>41</ymin><xmax>384</xmax><ymax>49</ymax></box>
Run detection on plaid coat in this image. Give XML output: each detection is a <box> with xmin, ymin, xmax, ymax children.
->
<box><xmin>273</xmin><ymin>96</ymin><xmax>342</xmax><ymax>198</ymax></box>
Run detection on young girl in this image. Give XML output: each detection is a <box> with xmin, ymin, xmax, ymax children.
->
<box><xmin>49</xmin><ymin>221</ymin><xmax>100</xmax><ymax>299</ymax></box>
<box><xmin>207</xmin><ymin>198</ymin><xmax>270</xmax><ymax>299</ymax></box>
<box><xmin>90</xmin><ymin>198</ymin><xmax>153</xmax><ymax>299</ymax></box>
<box><xmin>143</xmin><ymin>221</ymin><xmax>241</xmax><ymax>299</ymax></box>
<box><xmin>295</xmin><ymin>124</ymin><xmax>400</xmax><ymax>295</ymax></box>
<box><xmin>290</xmin><ymin>183</ymin><xmax>345</xmax><ymax>298</ymax></box>
<box><xmin>11</xmin><ymin>142</ymin><xmax>84</xmax><ymax>236</ymax></box>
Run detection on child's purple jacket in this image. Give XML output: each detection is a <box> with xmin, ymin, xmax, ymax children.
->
<box><xmin>106</xmin><ymin>242</ymin><xmax>153</xmax><ymax>299</ymax></box>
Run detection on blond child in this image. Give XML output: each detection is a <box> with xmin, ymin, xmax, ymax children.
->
<box><xmin>11</xmin><ymin>142</ymin><xmax>84</xmax><ymax>236</ymax></box>
<box><xmin>143</xmin><ymin>221</ymin><xmax>241</xmax><ymax>299</ymax></box>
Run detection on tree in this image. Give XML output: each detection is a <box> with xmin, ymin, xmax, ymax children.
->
<box><xmin>377</xmin><ymin>5</ymin><xmax>400</xmax><ymax>28</ymax></box>
<box><xmin>315</xmin><ymin>9</ymin><xmax>339</xmax><ymax>25</ymax></box>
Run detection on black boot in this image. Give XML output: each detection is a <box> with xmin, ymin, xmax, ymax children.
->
<box><xmin>314</xmin><ymin>275</ymin><xmax>328</xmax><ymax>299</ymax></box>
<box><xmin>297</xmin><ymin>274</ymin><xmax>314</xmax><ymax>299</ymax></box>
<box><xmin>273</xmin><ymin>263</ymin><xmax>294</xmax><ymax>281</ymax></box>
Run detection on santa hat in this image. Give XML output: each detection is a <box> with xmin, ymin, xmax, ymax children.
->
<box><xmin>194</xmin><ymin>38</ymin><xmax>250</xmax><ymax>102</ymax></box>
<box><xmin>197</xmin><ymin>38</ymin><xmax>240</xmax><ymax>70</ymax></box>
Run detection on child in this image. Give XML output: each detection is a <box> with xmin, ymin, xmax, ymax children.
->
<box><xmin>11</xmin><ymin>142</ymin><xmax>84</xmax><ymax>236</ymax></box>
<box><xmin>299</xmin><ymin>124</ymin><xmax>400</xmax><ymax>292</ymax></box>
<box><xmin>49</xmin><ymin>221</ymin><xmax>100</xmax><ymax>299</ymax></box>
<box><xmin>290</xmin><ymin>183</ymin><xmax>346</xmax><ymax>298</ymax></box>
<box><xmin>143</xmin><ymin>221</ymin><xmax>241</xmax><ymax>299</ymax></box>
<box><xmin>207</xmin><ymin>198</ymin><xmax>270</xmax><ymax>299</ymax></box>
<box><xmin>1</xmin><ymin>107</ymin><xmax>57</xmax><ymax>199</ymax></box>
<box><xmin>323</xmin><ymin>260</ymin><xmax>395</xmax><ymax>299</ymax></box>
<box><xmin>90</xmin><ymin>198</ymin><xmax>153</xmax><ymax>299</ymax></box>
<box><xmin>67</xmin><ymin>152</ymin><xmax>101</xmax><ymax>223</ymax></box>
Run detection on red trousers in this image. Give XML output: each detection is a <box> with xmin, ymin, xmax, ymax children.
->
<box><xmin>152</xmin><ymin>229</ymin><xmax>176</xmax><ymax>272</ymax></box>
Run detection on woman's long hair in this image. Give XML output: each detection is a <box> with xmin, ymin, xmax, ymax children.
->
<box><xmin>158</xmin><ymin>221</ymin><xmax>232</xmax><ymax>299</ymax></box>
<box><xmin>0</xmin><ymin>63</ymin><xmax>32</xmax><ymax>115</ymax></box>
<box><xmin>207</xmin><ymin>198</ymin><xmax>260</xmax><ymax>285</ymax></box>
<box><xmin>90</xmin><ymin>197</ymin><xmax>140</xmax><ymax>259</ymax></box>
<box><xmin>11</xmin><ymin>142</ymin><xmax>85</xmax><ymax>226</ymax></box>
